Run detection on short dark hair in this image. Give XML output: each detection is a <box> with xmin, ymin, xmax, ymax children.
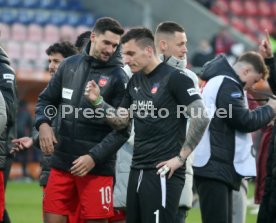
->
<box><xmin>155</xmin><ymin>21</ymin><xmax>185</xmax><ymax>35</ymax></box>
<box><xmin>75</xmin><ymin>31</ymin><xmax>91</xmax><ymax>52</ymax></box>
<box><xmin>46</xmin><ymin>41</ymin><xmax>78</xmax><ymax>58</ymax></box>
<box><xmin>121</xmin><ymin>27</ymin><xmax>155</xmax><ymax>53</ymax></box>
<box><xmin>237</xmin><ymin>51</ymin><xmax>269</xmax><ymax>79</ymax></box>
<box><xmin>93</xmin><ymin>17</ymin><xmax>124</xmax><ymax>36</ymax></box>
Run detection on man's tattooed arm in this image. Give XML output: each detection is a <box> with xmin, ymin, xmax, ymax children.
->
<box><xmin>96</xmin><ymin>101</ymin><xmax>130</xmax><ymax>130</ymax></box>
<box><xmin>179</xmin><ymin>99</ymin><xmax>210</xmax><ymax>159</ymax></box>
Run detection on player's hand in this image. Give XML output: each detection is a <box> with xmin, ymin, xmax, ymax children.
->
<box><xmin>156</xmin><ymin>156</ymin><xmax>184</xmax><ymax>179</ymax></box>
<box><xmin>10</xmin><ymin>137</ymin><xmax>33</xmax><ymax>154</ymax></box>
<box><xmin>39</xmin><ymin>123</ymin><xmax>57</xmax><ymax>155</ymax></box>
<box><xmin>258</xmin><ymin>30</ymin><xmax>273</xmax><ymax>58</ymax></box>
<box><xmin>84</xmin><ymin>80</ymin><xmax>101</xmax><ymax>103</ymax></box>
<box><xmin>70</xmin><ymin>155</ymin><xmax>95</xmax><ymax>176</ymax></box>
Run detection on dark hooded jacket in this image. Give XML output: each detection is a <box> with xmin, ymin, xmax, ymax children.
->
<box><xmin>194</xmin><ymin>55</ymin><xmax>274</xmax><ymax>190</ymax></box>
<box><xmin>35</xmin><ymin>42</ymin><xmax>129</xmax><ymax>176</ymax></box>
<box><xmin>0</xmin><ymin>47</ymin><xmax>17</xmax><ymax>169</ymax></box>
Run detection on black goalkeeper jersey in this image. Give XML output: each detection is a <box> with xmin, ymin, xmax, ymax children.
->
<box><xmin>121</xmin><ymin>62</ymin><xmax>201</xmax><ymax>172</ymax></box>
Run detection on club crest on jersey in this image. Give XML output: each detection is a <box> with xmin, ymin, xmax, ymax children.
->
<box><xmin>99</xmin><ymin>76</ymin><xmax>109</xmax><ymax>87</ymax></box>
<box><xmin>151</xmin><ymin>83</ymin><xmax>160</xmax><ymax>94</ymax></box>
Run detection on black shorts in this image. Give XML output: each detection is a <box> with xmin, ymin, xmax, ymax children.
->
<box><xmin>126</xmin><ymin>168</ymin><xmax>184</xmax><ymax>223</ymax></box>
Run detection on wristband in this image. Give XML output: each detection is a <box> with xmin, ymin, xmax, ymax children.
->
<box><xmin>91</xmin><ymin>96</ymin><xmax>103</xmax><ymax>106</ymax></box>
<box><xmin>177</xmin><ymin>154</ymin><xmax>186</xmax><ymax>165</ymax></box>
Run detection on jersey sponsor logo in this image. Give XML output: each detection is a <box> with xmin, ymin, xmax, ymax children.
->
<box><xmin>151</xmin><ymin>83</ymin><xmax>160</xmax><ymax>94</ymax></box>
<box><xmin>99</xmin><ymin>76</ymin><xmax>109</xmax><ymax>87</ymax></box>
<box><xmin>3</xmin><ymin>73</ymin><xmax>15</xmax><ymax>81</ymax></box>
<box><xmin>187</xmin><ymin>88</ymin><xmax>197</xmax><ymax>96</ymax></box>
<box><xmin>231</xmin><ymin>92</ymin><xmax>242</xmax><ymax>98</ymax></box>
<box><xmin>62</xmin><ymin>88</ymin><xmax>73</xmax><ymax>100</ymax></box>
<box><xmin>132</xmin><ymin>100</ymin><xmax>154</xmax><ymax>110</ymax></box>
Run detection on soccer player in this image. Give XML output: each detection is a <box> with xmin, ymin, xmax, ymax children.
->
<box><xmin>85</xmin><ymin>27</ymin><xmax>209</xmax><ymax>223</ymax></box>
<box><xmin>34</xmin><ymin>17</ymin><xmax>129</xmax><ymax>223</ymax></box>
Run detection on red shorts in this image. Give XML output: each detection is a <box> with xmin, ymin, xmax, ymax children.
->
<box><xmin>0</xmin><ymin>171</ymin><xmax>4</xmax><ymax>221</ymax></box>
<box><xmin>68</xmin><ymin>203</ymin><xmax>84</xmax><ymax>223</ymax></box>
<box><xmin>43</xmin><ymin>186</ymin><xmax>84</xmax><ymax>223</ymax></box>
<box><xmin>43</xmin><ymin>168</ymin><xmax>114</xmax><ymax>220</ymax></box>
<box><xmin>109</xmin><ymin>209</ymin><xmax>126</xmax><ymax>222</ymax></box>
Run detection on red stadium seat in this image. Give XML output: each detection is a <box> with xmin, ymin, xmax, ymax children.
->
<box><xmin>258</xmin><ymin>1</ymin><xmax>272</xmax><ymax>17</ymax></box>
<box><xmin>244</xmin><ymin>1</ymin><xmax>258</xmax><ymax>16</ymax></box>
<box><xmin>245</xmin><ymin>17</ymin><xmax>260</xmax><ymax>32</ymax></box>
<box><xmin>272</xmin><ymin>2</ymin><xmax>276</xmax><ymax>16</ymax></box>
<box><xmin>22</xmin><ymin>41</ymin><xmax>38</xmax><ymax>61</ymax></box>
<box><xmin>231</xmin><ymin>16</ymin><xmax>247</xmax><ymax>33</ymax></box>
<box><xmin>36</xmin><ymin>42</ymin><xmax>50</xmax><ymax>70</ymax></box>
<box><xmin>10</xmin><ymin>23</ymin><xmax>27</xmax><ymax>41</ymax></box>
<box><xmin>229</xmin><ymin>1</ymin><xmax>245</xmax><ymax>16</ymax></box>
<box><xmin>27</xmin><ymin>23</ymin><xmax>43</xmax><ymax>42</ymax></box>
<box><xmin>44</xmin><ymin>24</ymin><xmax>60</xmax><ymax>43</ymax></box>
<box><xmin>259</xmin><ymin>17</ymin><xmax>273</xmax><ymax>33</ymax></box>
<box><xmin>0</xmin><ymin>23</ymin><xmax>11</xmax><ymax>41</ymax></box>
<box><xmin>76</xmin><ymin>26</ymin><xmax>91</xmax><ymax>36</ymax></box>
<box><xmin>211</xmin><ymin>0</ymin><xmax>229</xmax><ymax>16</ymax></box>
<box><xmin>60</xmin><ymin>25</ymin><xmax>75</xmax><ymax>43</ymax></box>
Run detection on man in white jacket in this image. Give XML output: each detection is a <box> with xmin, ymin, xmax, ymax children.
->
<box><xmin>155</xmin><ymin>21</ymin><xmax>199</xmax><ymax>223</ymax></box>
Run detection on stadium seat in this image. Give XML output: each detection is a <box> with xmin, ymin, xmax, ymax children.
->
<box><xmin>244</xmin><ymin>17</ymin><xmax>262</xmax><ymax>41</ymax></box>
<box><xmin>34</xmin><ymin>10</ymin><xmax>51</xmax><ymax>25</ymax></box>
<box><xmin>0</xmin><ymin>23</ymin><xmax>11</xmax><ymax>41</ymax></box>
<box><xmin>244</xmin><ymin>1</ymin><xmax>258</xmax><ymax>16</ymax></box>
<box><xmin>0</xmin><ymin>8</ymin><xmax>18</xmax><ymax>24</ymax></box>
<box><xmin>67</xmin><ymin>0</ymin><xmax>84</xmax><ymax>11</ymax></box>
<box><xmin>27</xmin><ymin>23</ymin><xmax>43</xmax><ymax>42</ymax></box>
<box><xmin>5</xmin><ymin>41</ymin><xmax>21</xmax><ymax>68</ymax></box>
<box><xmin>229</xmin><ymin>1</ymin><xmax>244</xmax><ymax>16</ymax></box>
<box><xmin>259</xmin><ymin>17</ymin><xmax>273</xmax><ymax>33</ymax></box>
<box><xmin>76</xmin><ymin>25</ymin><xmax>91</xmax><ymax>36</ymax></box>
<box><xmin>231</xmin><ymin>16</ymin><xmax>247</xmax><ymax>33</ymax></box>
<box><xmin>50</xmin><ymin>11</ymin><xmax>67</xmax><ymax>26</ymax></box>
<box><xmin>0</xmin><ymin>0</ymin><xmax>7</xmax><ymax>7</ymax></box>
<box><xmin>11</xmin><ymin>23</ymin><xmax>27</xmax><ymax>41</ymax></box>
<box><xmin>80</xmin><ymin>13</ymin><xmax>95</xmax><ymax>27</ymax></box>
<box><xmin>44</xmin><ymin>24</ymin><xmax>60</xmax><ymax>43</ymax></box>
<box><xmin>22</xmin><ymin>41</ymin><xmax>39</xmax><ymax>61</ymax></box>
<box><xmin>258</xmin><ymin>1</ymin><xmax>272</xmax><ymax>17</ymax></box>
<box><xmin>211</xmin><ymin>0</ymin><xmax>229</xmax><ymax>16</ymax></box>
<box><xmin>22</xmin><ymin>0</ymin><xmax>40</xmax><ymax>8</ymax></box>
<box><xmin>66</xmin><ymin>12</ymin><xmax>81</xmax><ymax>26</ymax></box>
<box><xmin>60</xmin><ymin>25</ymin><xmax>76</xmax><ymax>42</ymax></box>
<box><xmin>272</xmin><ymin>2</ymin><xmax>276</xmax><ymax>16</ymax></box>
<box><xmin>40</xmin><ymin>0</ymin><xmax>55</xmax><ymax>9</ymax></box>
<box><xmin>57</xmin><ymin>0</ymin><xmax>69</xmax><ymax>10</ymax></box>
<box><xmin>37</xmin><ymin>42</ymin><xmax>50</xmax><ymax>69</ymax></box>
<box><xmin>18</xmin><ymin>9</ymin><xmax>35</xmax><ymax>25</ymax></box>
<box><xmin>6</xmin><ymin>0</ymin><xmax>22</xmax><ymax>7</ymax></box>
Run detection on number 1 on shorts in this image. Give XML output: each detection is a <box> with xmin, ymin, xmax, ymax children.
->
<box><xmin>154</xmin><ymin>209</ymin><xmax>159</xmax><ymax>223</ymax></box>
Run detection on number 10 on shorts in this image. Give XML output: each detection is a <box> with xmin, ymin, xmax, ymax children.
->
<box><xmin>99</xmin><ymin>186</ymin><xmax>111</xmax><ymax>205</ymax></box>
